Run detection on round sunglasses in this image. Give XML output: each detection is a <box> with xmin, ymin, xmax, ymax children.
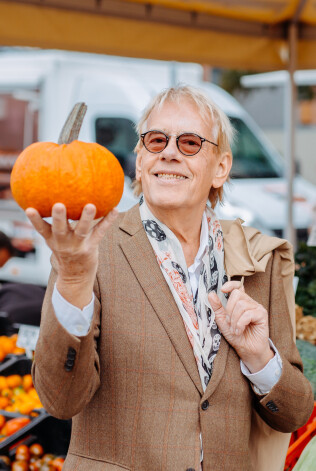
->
<box><xmin>140</xmin><ymin>130</ymin><xmax>218</xmax><ymax>156</ymax></box>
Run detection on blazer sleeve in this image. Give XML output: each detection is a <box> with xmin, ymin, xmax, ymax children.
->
<box><xmin>252</xmin><ymin>249</ymin><xmax>314</xmax><ymax>432</ymax></box>
<box><xmin>31</xmin><ymin>254</ymin><xmax>101</xmax><ymax>420</ymax></box>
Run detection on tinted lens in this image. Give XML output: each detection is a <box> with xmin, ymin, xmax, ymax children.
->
<box><xmin>143</xmin><ymin>131</ymin><xmax>167</xmax><ymax>153</ymax></box>
<box><xmin>178</xmin><ymin>134</ymin><xmax>202</xmax><ymax>155</ymax></box>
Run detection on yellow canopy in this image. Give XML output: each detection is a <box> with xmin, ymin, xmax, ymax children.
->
<box><xmin>0</xmin><ymin>0</ymin><xmax>316</xmax><ymax>71</ymax></box>
<box><xmin>0</xmin><ymin>0</ymin><xmax>311</xmax><ymax>245</ymax></box>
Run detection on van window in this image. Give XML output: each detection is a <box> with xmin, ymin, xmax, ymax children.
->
<box><xmin>95</xmin><ymin>117</ymin><xmax>137</xmax><ymax>178</ymax></box>
<box><xmin>230</xmin><ymin>117</ymin><xmax>281</xmax><ymax>179</ymax></box>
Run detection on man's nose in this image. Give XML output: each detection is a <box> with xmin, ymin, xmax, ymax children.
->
<box><xmin>159</xmin><ymin>137</ymin><xmax>182</xmax><ymax>160</ymax></box>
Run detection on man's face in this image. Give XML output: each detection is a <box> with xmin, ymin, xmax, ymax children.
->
<box><xmin>136</xmin><ymin>99</ymin><xmax>231</xmax><ymax>215</ymax></box>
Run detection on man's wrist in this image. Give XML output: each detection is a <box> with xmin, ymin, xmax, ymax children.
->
<box><xmin>240</xmin><ymin>346</ymin><xmax>275</xmax><ymax>374</ymax></box>
<box><xmin>56</xmin><ymin>276</ymin><xmax>94</xmax><ymax>310</ymax></box>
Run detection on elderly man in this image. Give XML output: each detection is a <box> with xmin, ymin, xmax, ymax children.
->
<box><xmin>29</xmin><ymin>86</ymin><xmax>313</xmax><ymax>471</ymax></box>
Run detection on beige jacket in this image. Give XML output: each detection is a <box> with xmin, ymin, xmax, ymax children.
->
<box><xmin>32</xmin><ymin>205</ymin><xmax>314</xmax><ymax>471</ymax></box>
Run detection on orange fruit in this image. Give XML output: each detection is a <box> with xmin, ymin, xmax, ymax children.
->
<box><xmin>0</xmin><ymin>337</ymin><xmax>14</xmax><ymax>355</ymax></box>
<box><xmin>0</xmin><ymin>416</ymin><xmax>5</xmax><ymax>429</ymax></box>
<box><xmin>0</xmin><ymin>378</ymin><xmax>7</xmax><ymax>391</ymax></box>
<box><xmin>29</xmin><ymin>443</ymin><xmax>43</xmax><ymax>457</ymax></box>
<box><xmin>1</xmin><ymin>388</ymin><xmax>12</xmax><ymax>398</ymax></box>
<box><xmin>1</xmin><ymin>417</ymin><xmax>30</xmax><ymax>436</ymax></box>
<box><xmin>22</xmin><ymin>375</ymin><xmax>33</xmax><ymax>392</ymax></box>
<box><xmin>17</xmin><ymin>403</ymin><xmax>35</xmax><ymax>415</ymax></box>
<box><xmin>0</xmin><ymin>349</ymin><xmax>6</xmax><ymax>363</ymax></box>
<box><xmin>6</xmin><ymin>375</ymin><xmax>22</xmax><ymax>388</ymax></box>
<box><xmin>15</xmin><ymin>445</ymin><xmax>30</xmax><ymax>461</ymax></box>
<box><xmin>0</xmin><ymin>397</ymin><xmax>9</xmax><ymax>409</ymax></box>
<box><xmin>28</xmin><ymin>388</ymin><xmax>39</xmax><ymax>400</ymax></box>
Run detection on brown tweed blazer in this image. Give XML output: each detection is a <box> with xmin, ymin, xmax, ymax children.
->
<box><xmin>32</xmin><ymin>205</ymin><xmax>314</xmax><ymax>471</ymax></box>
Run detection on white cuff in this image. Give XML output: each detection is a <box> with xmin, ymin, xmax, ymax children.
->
<box><xmin>52</xmin><ymin>283</ymin><xmax>95</xmax><ymax>337</ymax></box>
<box><xmin>240</xmin><ymin>339</ymin><xmax>283</xmax><ymax>395</ymax></box>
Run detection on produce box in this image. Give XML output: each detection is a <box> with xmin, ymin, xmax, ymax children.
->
<box><xmin>0</xmin><ymin>358</ymin><xmax>31</xmax><ymax>377</ymax></box>
<box><xmin>0</xmin><ymin>411</ymin><xmax>71</xmax><ymax>457</ymax></box>
<box><xmin>0</xmin><ymin>410</ymin><xmax>45</xmax><ymax>451</ymax></box>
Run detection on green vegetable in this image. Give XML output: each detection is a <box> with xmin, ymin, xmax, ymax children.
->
<box><xmin>296</xmin><ymin>339</ymin><xmax>316</xmax><ymax>399</ymax></box>
<box><xmin>292</xmin><ymin>436</ymin><xmax>316</xmax><ymax>470</ymax></box>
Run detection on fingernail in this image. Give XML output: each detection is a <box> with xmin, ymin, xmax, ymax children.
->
<box><xmin>86</xmin><ymin>205</ymin><xmax>95</xmax><ymax>214</ymax></box>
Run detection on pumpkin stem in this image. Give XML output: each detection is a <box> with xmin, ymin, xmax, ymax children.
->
<box><xmin>58</xmin><ymin>102</ymin><xmax>87</xmax><ymax>145</ymax></box>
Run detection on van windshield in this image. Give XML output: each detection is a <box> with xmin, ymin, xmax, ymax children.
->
<box><xmin>230</xmin><ymin>117</ymin><xmax>281</xmax><ymax>179</ymax></box>
<box><xmin>95</xmin><ymin>117</ymin><xmax>137</xmax><ymax>179</ymax></box>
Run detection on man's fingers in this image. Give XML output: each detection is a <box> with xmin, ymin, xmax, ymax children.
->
<box><xmin>229</xmin><ymin>298</ymin><xmax>258</xmax><ymax>332</ymax></box>
<box><xmin>26</xmin><ymin>207</ymin><xmax>52</xmax><ymax>240</ymax></box>
<box><xmin>51</xmin><ymin>203</ymin><xmax>69</xmax><ymax>238</ymax></box>
<box><xmin>221</xmin><ymin>280</ymin><xmax>245</xmax><ymax>294</ymax></box>
<box><xmin>74</xmin><ymin>204</ymin><xmax>97</xmax><ymax>239</ymax></box>
<box><xmin>208</xmin><ymin>292</ymin><xmax>224</xmax><ymax>312</ymax></box>
<box><xmin>208</xmin><ymin>292</ymin><xmax>231</xmax><ymax>334</ymax></box>
<box><xmin>234</xmin><ymin>308</ymin><xmax>263</xmax><ymax>336</ymax></box>
<box><xmin>90</xmin><ymin>209</ymin><xmax>118</xmax><ymax>245</ymax></box>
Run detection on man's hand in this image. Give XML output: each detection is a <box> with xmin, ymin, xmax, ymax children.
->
<box><xmin>26</xmin><ymin>203</ymin><xmax>118</xmax><ymax>308</ymax></box>
<box><xmin>208</xmin><ymin>281</ymin><xmax>274</xmax><ymax>373</ymax></box>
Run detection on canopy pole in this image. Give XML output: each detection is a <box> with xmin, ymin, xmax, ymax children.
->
<box><xmin>284</xmin><ymin>22</ymin><xmax>297</xmax><ymax>249</ymax></box>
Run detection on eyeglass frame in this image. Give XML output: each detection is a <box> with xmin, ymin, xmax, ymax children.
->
<box><xmin>140</xmin><ymin>130</ymin><xmax>218</xmax><ymax>156</ymax></box>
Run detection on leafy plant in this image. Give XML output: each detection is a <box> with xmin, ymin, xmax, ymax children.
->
<box><xmin>296</xmin><ymin>339</ymin><xmax>316</xmax><ymax>399</ymax></box>
<box><xmin>295</xmin><ymin>243</ymin><xmax>316</xmax><ymax>318</ymax></box>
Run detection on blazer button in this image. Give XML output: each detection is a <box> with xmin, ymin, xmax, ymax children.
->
<box><xmin>64</xmin><ymin>359</ymin><xmax>74</xmax><ymax>372</ymax></box>
<box><xmin>67</xmin><ymin>347</ymin><xmax>77</xmax><ymax>359</ymax></box>
<box><xmin>266</xmin><ymin>400</ymin><xmax>279</xmax><ymax>412</ymax></box>
<box><xmin>201</xmin><ymin>400</ymin><xmax>209</xmax><ymax>411</ymax></box>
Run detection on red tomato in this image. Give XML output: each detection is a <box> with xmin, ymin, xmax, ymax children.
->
<box><xmin>29</xmin><ymin>443</ymin><xmax>44</xmax><ymax>458</ymax></box>
<box><xmin>12</xmin><ymin>461</ymin><xmax>29</xmax><ymax>471</ymax></box>
<box><xmin>52</xmin><ymin>456</ymin><xmax>65</xmax><ymax>470</ymax></box>
<box><xmin>15</xmin><ymin>444</ymin><xmax>30</xmax><ymax>461</ymax></box>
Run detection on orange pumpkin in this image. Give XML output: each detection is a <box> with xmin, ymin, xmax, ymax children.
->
<box><xmin>10</xmin><ymin>140</ymin><xmax>124</xmax><ymax>220</ymax></box>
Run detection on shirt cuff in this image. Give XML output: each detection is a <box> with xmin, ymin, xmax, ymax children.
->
<box><xmin>52</xmin><ymin>283</ymin><xmax>95</xmax><ymax>337</ymax></box>
<box><xmin>240</xmin><ymin>339</ymin><xmax>283</xmax><ymax>395</ymax></box>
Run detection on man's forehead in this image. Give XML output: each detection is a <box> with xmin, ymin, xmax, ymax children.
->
<box><xmin>145</xmin><ymin>100</ymin><xmax>213</xmax><ymax>129</ymax></box>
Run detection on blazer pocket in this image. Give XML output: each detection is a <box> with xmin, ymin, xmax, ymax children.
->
<box><xmin>64</xmin><ymin>452</ymin><xmax>131</xmax><ymax>471</ymax></box>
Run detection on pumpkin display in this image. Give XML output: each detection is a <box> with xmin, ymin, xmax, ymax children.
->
<box><xmin>10</xmin><ymin>103</ymin><xmax>124</xmax><ymax>220</ymax></box>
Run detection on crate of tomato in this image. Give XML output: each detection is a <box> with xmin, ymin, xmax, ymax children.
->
<box><xmin>0</xmin><ymin>412</ymin><xmax>70</xmax><ymax>470</ymax></box>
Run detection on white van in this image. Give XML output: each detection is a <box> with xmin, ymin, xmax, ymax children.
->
<box><xmin>0</xmin><ymin>50</ymin><xmax>315</xmax><ymax>285</ymax></box>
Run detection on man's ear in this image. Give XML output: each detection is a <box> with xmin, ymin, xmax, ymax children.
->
<box><xmin>212</xmin><ymin>152</ymin><xmax>232</xmax><ymax>188</ymax></box>
<box><xmin>135</xmin><ymin>153</ymin><xmax>142</xmax><ymax>182</ymax></box>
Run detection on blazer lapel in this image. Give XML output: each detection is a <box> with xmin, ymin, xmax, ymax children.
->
<box><xmin>202</xmin><ymin>336</ymin><xmax>230</xmax><ymax>401</ymax></box>
<box><xmin>119</xmin><ymin>205</ymin><xmax>203</xmax><ymax>396</ymax></box>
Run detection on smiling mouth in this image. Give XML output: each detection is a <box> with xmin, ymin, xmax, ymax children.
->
<box><xmin>155</xmin><ymin>173</ymin><xmax>187</xmax><ymax>180</ymax></box>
